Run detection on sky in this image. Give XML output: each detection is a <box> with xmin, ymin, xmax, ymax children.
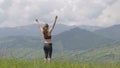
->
<box><xmin>0</xmin><ymin>0</ymin><xmax>120</xmax><ymax>27</ymax></box>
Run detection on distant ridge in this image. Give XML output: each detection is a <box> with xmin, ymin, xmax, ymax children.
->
<box><xmin>0</xmin><ymin>24</ymin><xmax>104</xmax><ymax>37</ymax></box>
<box><xmin>0</xmin><ymin>24</ymin><xmax>73</xmax><ymax>37</ymax></box>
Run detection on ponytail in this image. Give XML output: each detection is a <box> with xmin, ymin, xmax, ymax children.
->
<box><xmin>43</xmin><ymin>24</ymin><xmax>49</xmax><ymax>38</ymax></box>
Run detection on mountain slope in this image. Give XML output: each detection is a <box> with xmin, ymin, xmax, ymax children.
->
<box><xmin>53</xmin><ymin>27</ymin><xmax>113</xmax><ymax>50</ymax></box>
<box><xmin>95</xmin><ymin>24</ymin><xmax>120</xmax><ymax>40</ymax></box>
<box><xmin>0</xmin><ymin>36</ymin><xmax>44</xmax><ymax>58</ymax></box>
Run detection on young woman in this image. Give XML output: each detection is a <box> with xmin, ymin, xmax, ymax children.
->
<box><xmin>36</xmin><ymin>16</ymin><xmax>58</xmax><ymax>63</ymax></box>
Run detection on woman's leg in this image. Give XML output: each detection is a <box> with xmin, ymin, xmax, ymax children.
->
<box><xmin>44</xmin><ymin>45</ymin><xmax>48</xmax><ymax>62</ymax></box>
<box><xmin>48</xmin><ymin>44</ymin><xmax>52</xmax><ymax>62</ymax></box>
<box><xmin>49</xmin><ymin>45</ymin><xmax>52</xmax><ymax>58</ymax></box>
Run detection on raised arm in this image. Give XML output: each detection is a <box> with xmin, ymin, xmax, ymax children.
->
<box><xmin>49</xmin><ymin>16</ymin><xmax>58</xmax><ymax>33</ymax></box>
<box><xmin>35</xmin><ymin>19</ymin><xmax>43</xmax><ymax>32</ymax></box>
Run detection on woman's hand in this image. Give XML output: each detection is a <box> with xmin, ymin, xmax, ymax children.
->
<box><xmin>36</xmin><ymin>19</ymin><xmax>39</xmax><ymax>22</ymax></box>
<box><xmin>49</xmin><ymin>16</ymin><xmax>58</xmax><ymax>33</ymax></box>
<box><xmin>35</xmin><ymin>19</ymin><xmax>43</xmax><ymax>32</ymax></box>
<box><xmin>55</xmin><ymin>16</ymin><xmax>58</xmax><ymax>20</ymax></box>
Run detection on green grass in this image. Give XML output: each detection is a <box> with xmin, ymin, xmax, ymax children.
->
<box><xmin>0</xmin><ymin>59</ymin><xmax>120</xmax><ymax>68</ymax></box>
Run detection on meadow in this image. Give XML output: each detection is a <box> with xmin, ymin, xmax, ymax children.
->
<box><xmin>0</xmin><ymin>59</ymin><xmax>120</xmax><ymax>68</ymax></box>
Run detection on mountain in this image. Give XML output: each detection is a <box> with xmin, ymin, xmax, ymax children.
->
<box><xmin>0</xmin><ymin>24</ymin><xmax>74</xmax><ymax>37</ymax></box>
<box><xmin>0</xmin><ymin>27</ymin><xmax>113</xmax><ymax>58</ymax></box>
<box><xmin>0</xmin><ymin>27</ymin><xmax>120</xmax><ymax>63</ymax></box>
<box><xmin>53</xmin><ymin>27</ymin><xmax>113</xmax><ymax>50</ymax></box>
<box><xmin>95</xmin><ymin>24</ymin><xmax>120</xmax><ymax>40</ymax></box>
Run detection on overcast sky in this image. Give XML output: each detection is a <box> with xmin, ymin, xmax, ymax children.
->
<box><xmin>0</xmin><ymin>0</ymin><xmax>120</xmax><ymax>27</ymax></box>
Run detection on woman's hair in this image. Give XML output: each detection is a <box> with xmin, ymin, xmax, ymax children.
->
<box><xmin>43</xmin><ymin>23</ymin><xmax>49</xmax><ymax>37</ymax></box>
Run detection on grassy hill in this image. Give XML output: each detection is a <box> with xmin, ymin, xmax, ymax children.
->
<box><xmin>60</xmin><ymin>40</ymin><xmax>120</xmax><ymax>63</ymax></box>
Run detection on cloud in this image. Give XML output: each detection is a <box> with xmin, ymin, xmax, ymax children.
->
<box><xmin>96</xmin><ymin>0</ymin><xmax>120</xmax><ymax>26</ymax></box>
<box><xmin>0</xmin><ymin>0</ymin><xmax>65</xmax><ymax>27</ymax></box>
<box><xmin>0</xmin><ymin>0</ymin><xmax>119</xmax><ymax>27</ymax></box>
